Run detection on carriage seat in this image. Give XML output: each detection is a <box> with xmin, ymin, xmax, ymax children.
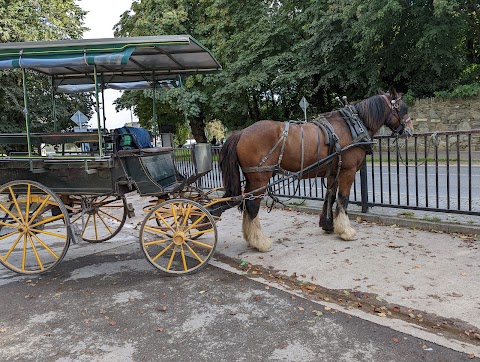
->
<box><xmin>116</xmin><ymin>147</ymin><xmax>173</xmax><ymax>156</ymax></box>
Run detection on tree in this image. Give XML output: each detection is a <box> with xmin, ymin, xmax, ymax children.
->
<box><xmin>0</xmin><ymin>0</ymin><xmax>90</xmax><ymax>133</ymax></box>
<box><xmin>296</xmin><ymin>0</ymin><xmax>470</xmax><ymax>99</ymax></box>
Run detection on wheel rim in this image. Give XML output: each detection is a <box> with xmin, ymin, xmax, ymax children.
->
<box><xmin>0</xmin><ymin>181</ymin><xmax>70</xmax><ymax>274</ymax></box>
<box><xmin>140</xmin><ymin>199</ymin><xmax>217</xmax><ymax>275</ymax></box>
<box><xmin>69</xmin><ymin>195</ymin><xmax>127</xmax><ymax>243</ymax></box>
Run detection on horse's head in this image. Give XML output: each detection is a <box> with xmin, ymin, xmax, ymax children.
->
<box><xmin>382</xmin><ymin>87</ymin><xmax>414</xmax><ymax>137</ymax></box>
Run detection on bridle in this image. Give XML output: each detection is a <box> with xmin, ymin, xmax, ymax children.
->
<box><xmin>381</xmin><ymin>94</ymin><xmax>413</xmax><ymax>137</ymax></box>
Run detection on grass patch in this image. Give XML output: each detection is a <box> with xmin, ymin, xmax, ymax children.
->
<box><xmin>398</xmin><ymin>211</ymin><xmax>415</xmax><ymax>219</ymax></box>
<box><xmin>289</xmin><ymin>200</ymin><xmax>306</xmax><ymax>206</ymax></box>
<box><xmin>421</xmin><ymin>215</ymin><xmax>442</xmax><ymax>222</ymax></box>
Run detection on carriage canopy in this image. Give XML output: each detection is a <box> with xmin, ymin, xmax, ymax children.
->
<box><xmin>0</xmin><ymin>35</ymin><xmax>222</xmax><ymax>90</ymax></box>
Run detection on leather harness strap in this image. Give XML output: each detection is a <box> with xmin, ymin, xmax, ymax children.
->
<box><xmin>242</xmin><ymin>121</ymin><xmax>290</xmax><ymax>174</ymax></box>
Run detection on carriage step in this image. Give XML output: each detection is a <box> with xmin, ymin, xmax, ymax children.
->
<box><xmin>30</xmin><ymin>168</ymin><xmax>46</xmax><ymax>173</ymax></box>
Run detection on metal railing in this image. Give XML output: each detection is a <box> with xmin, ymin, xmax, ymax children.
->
<box><xmin>174</xmin><ymin>130</ymin><xmax>480</xmax><ymax>216</ymax></box>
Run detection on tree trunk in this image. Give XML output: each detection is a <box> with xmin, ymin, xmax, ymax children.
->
<box><xmin>190</xmin><ymin>108</ymin><xmax>207</xmax><ymax>143</ymax></box>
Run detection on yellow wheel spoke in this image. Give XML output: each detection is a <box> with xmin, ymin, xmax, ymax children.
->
<box><xmin>181</xmin><ymin>244</ymin><xmax>188</xmax><ymax>271</ymax></box>
<box><xmin>9</xmin><ymin>186</ymin><xmax>25</xmax><ymax>224</ymax></box>
<box><xmin>27</xmin><ymin>234</ymin><xmax>44</xmax><ymax>271</ymax></box>
<box><xmin>185</xmin><ymin>213</ymin><xmax>207</xmax><ymax>231</ymax></box>
<box><xmin>30</xmin><ymin>229</ymin><xmax>67</xmax><ymax>240</ymax></box>
<box><xmin>166</xmin><ymin>245</ymin><xmax>177</xmax><ymax>270</ymax></box>
<box><xmin>171</xmin><ymin>204</ymin><xmax>179</xmax><ymax>228</ymax></box>
<box><xmin>3</xmin><ymin>233</ymin><xmax>23</xmax><ymax>261</ymax></box>
<box><xmin>0</xmin><ymin>202</ymin><xmax>23</xmax><ymax>225</ymax></box>
<box><xmin>25</xmin><ymin>184</ymin><xmax>31</xmax><ymax>224</ymax></box>
<box><xmin>27</xmin><ymin>195</ymin><xmax>51</xmax><ymax>226</ymax></box>
<box><xmin>181</xmin><ymin>204</ymin><xmax>193</xmax><ymax>227</ymax></box>
<box><xmin>82</xmin><ymin>214</ymin><xmax>92</xmax><ymax>235</ymax></box>
<box><xmin>188</xmin><ymin>227</ymin><xmax>214</xmax><ymax>238</ymax></box>
<box><xmin>151</xmin><ymin>242</ymin><xmax>173</xmax><ymax>262</ymax></box>
<box><xmin>0</xmin><ymin>230</ymin><xmax>21</xmax><ymax>241</ymax></box>
<box><xmin>70</xmin><ymin>212</ymin><xmax>83</xmax><ymax>224</ymax></box>
<box><xmin>143</xmin><ymin>225</ymin><xmax>172</xmax><ymax>236</ymax></box>
<box><xmin>98</xmin><ymin>209</ymin><xmax>122</xmax><ymax>223</ymax></box>
<box><xmin>29</xmin><ymin>232</ymin><xmax>60</xmax><ymax>259</ymax></box>
<box><xmin>153</xmin><ymin>212</ymin><xmax>175</xmax><ymax>232</ymax></box>
<box><xmin>30</xmin><ymin>213</ymin><xmax>65</xmax><ymax>228</ymax></box>
<box><xmin>0</xmin><ymin>221</ymin><xmax>20</xmax><ymax>228</ymax></box>
<box><xmin>144</xmin><ymin>238</ymin><xmax>169</xmax><ymax>247</ymax></box>
<box><xmin>93</xmin><ymin>214</ymin><xmax>99</xmax><ymax>239</ymax></box>
<box><xmin>187</xmin><ymin>239</ymin><xmax>214</xmax><ymax>249</ymax></box>
<box><xmin>97</xmin><ymin>213</ymin><xmax>113</xmax><ymax>235</ymax></box>
<box><xmin>185</xmin><ymin>242</ymin><xmax>204</xmax><ymax>263</ymax></box>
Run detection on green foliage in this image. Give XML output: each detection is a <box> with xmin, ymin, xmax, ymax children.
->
<box><xmin>0</xmin><ymin>0</ymin><xmax>89</xmax><ymax>133</ymax></box>
<box><xmin>434</xmin><ymin>83</ymin><xmax>480</xmax><ymax>99</ymax></box>
<box><xmin>113</xmin><ymin>0</ymin><xmax>479</xmax><ymax>134</ymax></box>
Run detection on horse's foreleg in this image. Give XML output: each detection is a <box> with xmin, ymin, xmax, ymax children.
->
<box><xmin>319</xmin><ymin>177</ymin><xmax>337</xmax><ymax>233</ymax></box>
<box><xmin>333</xmin><ymin>172</ymin><xmax>357</xmax><ymax>241</ymax></box>
<box><xmin>242</xmin><ymin>199</ymin><xmax>273</xmax><ymax>252</ymax></box>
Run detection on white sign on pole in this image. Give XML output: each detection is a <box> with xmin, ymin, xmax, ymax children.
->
<box><xmin>299</xmin><ymin>96</ymin><xmax>309</xmax><ymax>122</ymax></box>
<box><xmin>71</xmin><ymin>110</ymin><xmax>88</xmax><ymax>132</ymax></box>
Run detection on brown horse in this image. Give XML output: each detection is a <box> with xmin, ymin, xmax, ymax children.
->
<box><xmin>219</xmin><ymin>89</ymin><xmax>414</xmax><ymax>252</ymax></box>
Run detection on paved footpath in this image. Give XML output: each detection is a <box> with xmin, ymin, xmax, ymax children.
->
<box><xmin>214</xmin><ymin>205</ymin><xmax>480</xmax><ymax>355</ymax></box>
<box><xmin>0</xmin><ymin>192</ymin><xmax>478</xmax><ymax>359</ymax></box>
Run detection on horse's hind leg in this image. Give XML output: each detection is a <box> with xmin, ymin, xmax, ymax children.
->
<box><xmin>242</xmin><ymin>175</ymin><xmax>273</xmax><ymax>252</ymax></box>
<box><xmin>242</xmin><ymin>199</ymin><xmax>272</xmax><ymax>252</ymax></box>
<box><xmin>319</xmin><ymin>176</ymin><xmax>337</xmax><ymax>233</ymax></box>
<box><xmin>334</xmin><ymin>170</ymin><xmax>357</xmax><ymax>241</ymax></box>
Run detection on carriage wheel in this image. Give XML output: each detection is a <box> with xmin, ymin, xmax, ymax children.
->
<box><xmin>140</xmin><ymin>199</ymin><xmax>217</xmax><ymax>275</ymax></box>
<box><xmin>69</xmin><ymin>195</ymin><xmax>127</xmax><ymax>243</ymax></box>
<box><xmin>0</xmin><ymin>180</ymin><xmax>70</xmax><ymax>274</ymax></box>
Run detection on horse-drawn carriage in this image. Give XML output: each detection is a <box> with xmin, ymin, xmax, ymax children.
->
<box><xmin>0</xmin><ymin>35</ymin><xmax>414</xmax><ymax>277</ymax></box>
<box><xmin>0</xmin><ymin>35</ymin><xmax>225</xmax><ymax>275</ymax></box>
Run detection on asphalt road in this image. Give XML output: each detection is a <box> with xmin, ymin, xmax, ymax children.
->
<box><xmin>0</xmin><ymin>242</ymin><xmax>477</xmax><ymax>362</ymax></box>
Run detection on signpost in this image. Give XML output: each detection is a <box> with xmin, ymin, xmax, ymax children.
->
<box><xmin>71</xmin><ymin>110</ymin><xmax>88</xmax><ymax>132</ymax></box>
<box><xmin>71</xmin><ymin>110</ymin><xmax>90</xmax><ymax>152</ymax></box>
<box><xmin>299</xmin><ymin>96</ymin><xmax>309</xmax><ymax>122</ymax></box>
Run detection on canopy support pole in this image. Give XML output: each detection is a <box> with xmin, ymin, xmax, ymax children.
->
<box><xmin>101</xmin><ymin>74</ymin><xmax>106</xmax><ymax>131</ymax></box>
<box><xmin>51</xmin><ymin>77</ymin><xmax>57</xmax><ymax>132</ymax></box>
<box><xmin>93</xmin><ymin>65</ymin><xmax>103</xmax><ymax>157</ymax></box>
<box><xmin>152</xmin><ymin>78</ymin><xmax>158</xmax><ymax>147</ymax></box>
<box><xmin>21</xmin><ymin>69</ymin><xmax>33</xmax><ymax>165</ymax></box>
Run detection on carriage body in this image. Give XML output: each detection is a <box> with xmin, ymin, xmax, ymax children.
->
<box><xmin>0</xmin><ymin>36</ymin><xmax>221</xmax><ymax>275</ymax></box>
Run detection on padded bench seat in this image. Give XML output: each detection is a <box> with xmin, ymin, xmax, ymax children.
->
<box><xmin>116</xmin><ymin>147</ymin><xmax>173</xmax><ymax>156</ymax></box>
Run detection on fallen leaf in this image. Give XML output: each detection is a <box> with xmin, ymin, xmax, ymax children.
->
<box><xmin>392</xmin><ymin>337</ymin><xmax>399</xmax><ymax>343</ymax></box>
<box><xmin>324</xmin><ymin>306</ymin><xmax>332</xmax><ymax>311</ymax></box>
<box><xmin>469</xmin><ymin>353</ymin><xmax>475</xmax><ymax>359</ymax></box>
<box><xmin>110</xmin><ymin>321</ymin><xmax>117</xmax><ymax>326</ymax></box>
<box><xmin>199</xmin><ymin>290</ymin><xmax>206</xmax><ymax>294</ymax></box>
<box><xmin>298</xmin><ymin>306</ymin><xmax>305</xmax><ymax>311</ymax></box>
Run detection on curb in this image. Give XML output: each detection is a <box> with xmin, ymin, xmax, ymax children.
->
<box><xmin>272</xmin><ymin>203</ymin><xmax>480</xmax><ymax>236</ymax></box>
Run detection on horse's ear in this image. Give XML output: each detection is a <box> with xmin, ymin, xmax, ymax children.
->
<box><xmin>388</xmin><ymin>86</ymin><xmax>398</xmax><ymax>99</ymax></box>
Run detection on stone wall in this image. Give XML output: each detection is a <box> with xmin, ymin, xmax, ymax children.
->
<box><xmin>410</xmin><ymin>95</ymin><xmax>480</xmax><ymax>133</ymax></box>
<box><xmin>397</xmin><ymin>95</ymin><xmax>480</xmax><ymax>152</ymax></box>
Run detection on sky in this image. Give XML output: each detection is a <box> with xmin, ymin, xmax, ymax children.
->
<box><xmin>76</xmin><ymin>0</ymin><xmax>136</xmax><ymax>130</ymax></box>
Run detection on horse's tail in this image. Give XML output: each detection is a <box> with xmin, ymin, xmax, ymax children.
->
<box><xmin>219</xmin><ymin>131</ymin><xmax>242</xmax><ymax>198</ymax></box>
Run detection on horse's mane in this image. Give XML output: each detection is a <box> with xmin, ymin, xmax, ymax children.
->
<box><xmin>353</xmin><ymin>94</ymin><xmax>388</xmax><ymax>131</ymax></box>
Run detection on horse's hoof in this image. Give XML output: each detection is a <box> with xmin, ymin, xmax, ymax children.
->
<box><xmin>339</xmin><ymin>229</ymin><xmax>357</xmax><ymax>241</ymax></box>
<box><xmin>249</xmin><ymin>239</ymin><xmax>273</xmax><ymax>252</ymax></box>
